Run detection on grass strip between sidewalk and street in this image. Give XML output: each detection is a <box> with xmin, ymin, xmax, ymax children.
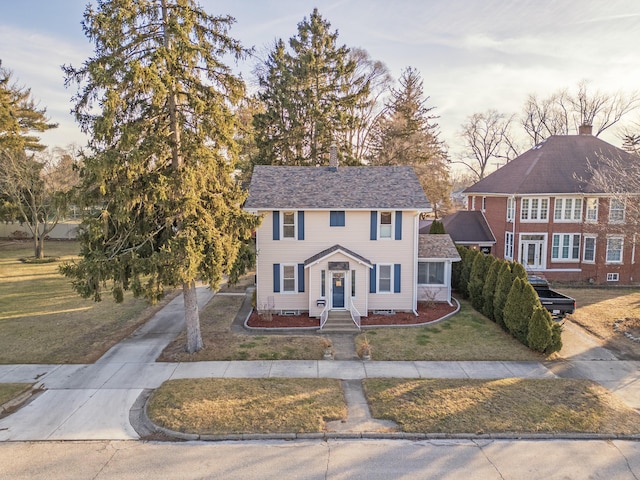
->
<box><xmin>0</xmin><ymin>384</ymin><xmax>32</xmax><ymax>407</ymax></box>
<box><xmin>147</xmin><ymin>378</ymin><xmax>346</xmax><ymax>434</ymax></box>
<box><xmin>363</xmin><ymin>378</ymin><xmax>640</xmax><ymax>435</ymax></box>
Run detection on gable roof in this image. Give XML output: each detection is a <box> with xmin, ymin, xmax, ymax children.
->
<box><xmin>304</xmin><ymin>244</ymin><xmax>372</xmax><ymax>268</ymax></box>
<box><xmin>419</xmin><ymin>211</ymin><xmax>496</xmax><ymax>245</ymax></box>
<box><xmin>244</xmin><ymin>165</ymin><xmax>431</xmax><ymax>210</ymax></box>
<box><xmin>464</xmin><ymin>134</ymin><xmax>639</xmax><ymax>195</ymax></box>
<box><xmin>418</xmin><ymin>234</ymin><xmax>461</xmax><ymax>261</ymax></box>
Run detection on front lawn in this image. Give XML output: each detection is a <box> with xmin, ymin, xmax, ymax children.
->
<box><xmin>0</xmin><ymin>241</ymin><xmax>174</xmax><ymax>364</ymax></box>
<box><xmin>364</xmin><ymin>378</ymin><xmax>640</xmax><ymax>435</ymax></box>
<box><xmin>356</xmin><ymin>299</ymin><xmax>541</xmax><ymax>361</ymax></box>
<box><xmin>147</xmin><ymin>378</ymin><xmax>346</xmax><ymax>434</ymax></box>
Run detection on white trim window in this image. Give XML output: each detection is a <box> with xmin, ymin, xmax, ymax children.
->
<box><xmin>606</xmin><ymin>236</ymin><xmax>624</xmax><ymax>264</ymax></box>
<box><xmin>607</xmin><ymin>272</ymin><xmax>620</xmax><ymax>282</ymax></box>
<box><xmin>282</xmin><ymin>264</ymin><xmax>297</xmax><ymax>292</ymax></box>
<box><xmin>585</xmin><ymin>198</ymin><xmax>598</xmax><ymax>223</ymax></box>
<box><xmin>504</xmin><ymin>231</ymin><xmax>514</xmax><ymax>259</ymax></box>
<box><xmin>551</xmin><ymin>233</ymin><xmax>580</xmax><ymax>261</ymax></box>
<box><xmin>506</xmin><ymin>197</ymin><xmax>515</xmax><ymax>222</ymax></box>
<box><xmin>554</xmin><ymin>197</ymin><xmax>582</xmax><ymax>222</ymax></box>
<box><xmin>481</xmin><ymin>196</ymin><xmax>486</xmax><ymax>212</ymax></box>
<box><xmin>418</xmin><ymin>262</ymin><xmax>445</xmax><ymax>285</ymax></box>
<box><xmin>378</xmin><ymin>264</ymin><xmax>392</xmax><ymax>293</ymax></box>
<box><xmin>521</xmin><ymin>197</ymin><xmax>548</xmax><ymax>221</ymax></box>
<box><xmin>379</xmin><ymin>211</ymin><xmax>392</xmax><ymax>239</ymax></box>
<box><xmin>583</xmin><ymin>235</ymin><xmax>597</xmax><ymax>263</ymax></box>
<box><xmin>282</xmin><ymin>211</ymin><xmax>296</xmax><ymax>239</ymax></box>
<box><xmin>608</xmin><ymin>198</ymin><xmax>625</xmax><ymax>223</ymax></box>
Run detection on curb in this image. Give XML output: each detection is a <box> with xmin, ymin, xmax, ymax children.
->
<box><xmin>0</xmin><ymin>385</ymin><xmax>43</xmax><ymax>419</ymax></box>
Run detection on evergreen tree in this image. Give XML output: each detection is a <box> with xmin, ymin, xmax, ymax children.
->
<box><xmin>481</xmin><ymin>257</ymin><xmax>500</xmax><ymax>320</ymax></box>
<box><xmin>371</xmin><ymin>67</ymin><xmax>451</xmax><ymax>216</ymax></box>
<box><xmin>253</xmin><ymin>9</ymin><xmax>370</xmax><ymax>166</ymax></box>
<box><xmin>547</xmin><ymin>322</ymin><xmax>563</xmax><ymax>354</ymax></box>
<box><xmin>451</xmin><ymin>245</ymin><xmax>467</xmax><ymax>291</ymax></box>
<box><xmin>503</xmin><ymin>278</ymin><xmax>541</xmax><ymax>345</ymax></box>
<box><xmin>469</xmin><ymin>252</ymin><xmax>492</xmax><ymax>311</ymax></box>
<box><xmin>527</xmin><ymin>306</ymin><xmax>553</xmax><ymax>353</ymax></box>
<box><xmin>61</xmin><ymin>0</ymin><xmax>259</xmax><ymax>353</ymax></box>
<box><xmin>493</xmin><ymin>261</ymin><xmax>512</xmax><ymax>328</ymax></box>
<box><xmin>510</xmin><ymin>261</ymin><xmax>528</xmax><ymax>281</ymax></box>
<box><xmin>428</xmin><ymin>219</ymin><xmax>445</xmax><ymax>234</ymax></box>
<box><xmin>459</xmin><ymin>248</ymin><xmax>479</xmax><ymax>299</ymax></box>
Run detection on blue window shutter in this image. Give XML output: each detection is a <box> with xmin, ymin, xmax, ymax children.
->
<box><xmin>369</xmin><ymin>265</ymin><xmax>376</xmax><ymax>293</ymax></box>
<box><xmin>273</xmin><ymin>264</ymin><xmax>280</xmax><ymax>292</ymax></box>
<box><xmin>298</xmin><ymin>211</ymin><xmax>305</xmax><ymax>240</ymax></box>
<box><xmin>272</xmin><ymin>211</ymin><xmax>280</xmax><ymax>241</ymax></box>
<box><xmin>394</xmin><ymin>264</ymin><xmax>401</xmax><ymax>293</ymax></box>
<box><xmin>370</xmin><ymin>211</ymin><xmax>377</xmax><ymax>240</ymax></box>
<box><xmin>298</xmin><ymin>264</ymin><xmax>305</xmax><ymax>292</ymax></box>
<box><xmin>395</xmin><ymin>211</ymin><xmax>402</xmax><ymax>240</ymax></box>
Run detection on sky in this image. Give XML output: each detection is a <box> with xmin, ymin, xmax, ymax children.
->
<box><xmin>1</xmin><ymin>0</ymin><xmax>639</xmax><ymax>160</ymax></box>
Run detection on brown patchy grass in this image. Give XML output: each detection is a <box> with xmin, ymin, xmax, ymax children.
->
<box><xmin>364</xmin><ymin>378</ymin><xmax>640</xmax><ymax>435</ymax></box>
<box><xmin>0</xmin><ymin>383</ymin><xmax>31</xmax><ymax>406</ymax></box>
<box><xmin>357</xmin><ymin>300</ymin><xmax>541</xmax><ymax>361</ymax></box>
<box><xmin>147</xmin><ymin>378</ymin><xmax>346</xmax><ymax>434</ymax></box>
<box><xmin>561</xmin><ymin>287</ymin><xmax>640</xmax><ymax>359</ymax></box>
<box><xmin>0</xmin><ymin>241</ymin><xmax>177</xmax><ymax>364</ymax></box>
<box><xmin>158</xmin><ymin>291</ymin><xmax>326</xmax><ymax>361</ymax></box>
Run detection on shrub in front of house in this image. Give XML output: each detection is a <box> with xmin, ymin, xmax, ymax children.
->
<box><xmin>481</xmin><ymin>257</ymin><xmax>501</xmax><ymax>320</ymax></box>
<box><xmin>493</xmin><ymin>261</ymin><xmax>512</xmax><ymax>328</ymax></box>
<box><xmin>503</xmin><ymin>277</ymin><xmax>541</xmax><ymax>345</ymax></box>
<box><xmin>527</xmin><ymin>306</ymin><xmax>553</xmax><ymax>352</ymax></box>
<box><xmin>546</xmin><ymin>322</ymin><xmax>563</xmax><ymax>354</ymax></box>
<box><xmin>468</xmin><ymin>252</ymin><xmax>486</xmax><ymax>311</ymax></box>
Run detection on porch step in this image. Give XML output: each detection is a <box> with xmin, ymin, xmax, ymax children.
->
<box><xmin>320</xmin><ymin>311</ymin><xmax>360</xmax><ymax>333</ymax></box>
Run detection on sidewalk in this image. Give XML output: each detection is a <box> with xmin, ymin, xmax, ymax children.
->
<box><xmin>0</xmin><ymin>288</ymin><xmax>638</xmax><ymax>441</ymax></box>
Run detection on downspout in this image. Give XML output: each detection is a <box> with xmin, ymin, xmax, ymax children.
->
<box><xmin>413</xmin><ymin>212</ymin><xmax>419</xmax><ymax>316</ymax></box>
<box><xmin>512</xmin><ymin>194</ymin><xmax>517</xmax><ymax>261</ymax></box>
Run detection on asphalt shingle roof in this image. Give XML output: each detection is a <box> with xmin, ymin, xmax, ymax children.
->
<box><xmin>244</xmin><ymin>165</ymin><xmax>431</xmax><ymax>210</ymax></box>
<box><xmin>464</xmin><ymin>134</ymin><xmax>639</xmax><ymax>195</ymax></box>
<box><xmin>418</xmin><ymin>234</ymin><xmax>461</xmax><ymax>260</ymax></box>
<box><xmin>303</xmin><ymin>244</ymin><xmax>372</xmax><ymax>267</ymax></box>
<box><xmin>419</xmin><ymin>211</ymin><xmax>496</xmax><ymax>244</ymax></box>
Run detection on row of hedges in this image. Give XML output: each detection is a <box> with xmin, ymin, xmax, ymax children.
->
<box><xmin>452</xmin><ymin>247</ymin><xmax>562</xmax><ymax>354</ymax></box>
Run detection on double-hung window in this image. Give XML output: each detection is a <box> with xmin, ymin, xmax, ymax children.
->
<box><xmin>606</xmin><ymin>236</ymin><xmax>624</xmax><ymax>263</ymax></box>
<box><xmin>506</xmin><ymin>197</ymin><xmax>515</xmax><ymax>222</ymax></box>
<box><xmin>504</xmin><ymin>232</ymin><xmax>514</xmax><ymax>259</ymax></box>
<box><xmin>378</xmin><ymin>265</ymin><xmax>392</xmax><ymax>292</ymax></box>
<box><xmin>282</xmin><ymin>265</ymin><xmax>296</xmax><ymax>292</ymax></box>
<box><xmin>585</xmin><ymin>198</ymin><xmax>598</xmax><ymax>223</ymax></box>
<box><xmin>583</xmin><ymin>236</ymin><xmax>596</xmax><ymax>263</ymax></box>
<box><xmin>551</xmin><ymin>233</ymin><xmax>580</xmax><ymax>261</ymax></box>
<box><xmin>282</xmin><ymin>211</ymin><xmax>296</xmax><ymax>238</ymax></box>
<box><xmin>379</xmin><ymin>212</ymin><xmax>392</xmax><ymax>238</ymax></box>
<box><xmin>609</xmin><ymin>198</ymin><xmax>625</xmax><ymax>223</ymax></box>
<box><xmin>521</xmin><ymin>197</ymin><xmax>548</xmax><ymax>221</ymax></box>
<box><xmin>554</xmin><ymin>198</ymin><xmax>582</xmax><ymax>221</ymax></box>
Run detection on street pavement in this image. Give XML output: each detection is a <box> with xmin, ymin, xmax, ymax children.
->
<box><xmin>0</xmin><ymin>287</ymin><xmax>638</xmax><ymax>443</ymax></box>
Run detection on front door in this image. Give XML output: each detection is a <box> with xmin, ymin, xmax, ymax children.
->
<box><xmin>519</xmin><ymin>237</ymin><xmax>544</xmax><ymax>270</ymax></box>
<box><xmin>332</xmin><ymin>272</ymin><xmax>345</xmax><ymax>309</ymax></box>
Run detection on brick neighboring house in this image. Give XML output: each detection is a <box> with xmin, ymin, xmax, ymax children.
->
<box><xmin>463</xmin><ymin>126</ymin><xmax>640</xmax><ymax>284</ymax></box>
<box><xmin>244</xmin><ymin>152</ymin><xmax>460</xmax><ymax>321</ymax></box>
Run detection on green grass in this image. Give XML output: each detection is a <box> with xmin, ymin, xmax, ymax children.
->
<box><xmin>0</xmin><ymin>241</ymin><xmax>169</xmax><ymax>364</ymax></box>
<box><xmin>364</xmin><ymin>378</ymin><xmax>640</xmax><ymax>435</ymax></box>
<box><xmin>0</xmin><ymin>383</ymin><xmax>32</xmax><ymax>407</ymax></box>
<box><xmin>357</xmin><ymin>299</ymin><xmax>541</xmax><ymax>361</ymax></box>
<box><xmin>147</xmin><ymin>378</ymin><xmax>346</xmax><ymax>434</ymax></box>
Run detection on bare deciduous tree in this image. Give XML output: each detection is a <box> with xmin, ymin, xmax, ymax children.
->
<box><xmin>456</xmin><ymin>110</ymin><xmax>520</xmax><ymax>181</ymax></box>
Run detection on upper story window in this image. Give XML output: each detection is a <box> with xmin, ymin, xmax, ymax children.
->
<box><xmin>379</xmin><ymin>211</ymin><xmax>392</xmax><ymax>238</ymax></box>
<box><xmin>521</xmin><ymin>197</ymin><xmax>548</xmax><ymax>221</ymax></box>
<box><xmin>585</xmin><ymin>198</ymin><xmax>598</xmax><ymax>223</ymax></box>
<box><xmin>481</xmin><ymin>196</ymin><xmax>486</xmax><ymax>211</ymax></box>
<box><xmin>506</xmin><ymin>197</ymin><xmax>515</xmax><ymax>222</ymax></box>
<box><xmin>609</xmin><ymin>198</ymin><xmax>625</xmax><ymax>223</ymax></box>
<box><xmin>551</xmin><ymin>233</ymin><xmax>580</xmax><ymax>261</ymax></box>
<box><xmin>554</xmin><ymin>198</ymin><xmax>582</xmax><ymax>222</ymax></box>
<box><xmin>329</xmin><ymin>211</ymin><xmax>345</xmax><ymax>227</ymax></box>
<box><xmin>504</xmin><ymin>231</ymin><xmax>514</xmax><ymax>259</ymax></box>
<box><xmin>282</xmin><ymin>211</ymin><xmax>296</xmax><ymax>238</ymax></box>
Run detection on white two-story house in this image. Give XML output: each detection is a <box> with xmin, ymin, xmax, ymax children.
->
<box><xmin>244</xmin><ymin>156</ymin><xmax>442</xmax><ymax>320</ymax></box>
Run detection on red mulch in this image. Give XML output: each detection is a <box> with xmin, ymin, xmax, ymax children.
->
<box><xmin>246</xmin><ymin>302</ymin><xmax>457</xmax><ymax>328</ymax></box>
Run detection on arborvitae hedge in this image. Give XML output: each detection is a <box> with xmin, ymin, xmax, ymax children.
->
<box><xmin>527</xmin><ymin>306</ymin><xmax>553</xmax><ymax>352</ymax></box>
<box><xmin>503</xmin><ymin>278</ymin><xmax>541</xmax><ymax>345</ymax></box>
<box><xmin>468</xmin><ymin>252</ymin><xmax>487</xmax><ymax>311</ymax></box>
<box><xmin>547</xmin><ymin>322</ymin><xmax>563</xmax><ymax>354</ymax></box>
<box><xmin>481</xmin><ymin>257</ymin><xmax>500</xmax><ymax>320</ymax></box>
<box><xmin>429</xmin><ymin>220</ymin><xmax>445</xmax><ymax>234</ymax></box>
<box><xmin>493</xmin><ymin>261</ymin><xmax>512</xmax><ymax>328</ymax></box>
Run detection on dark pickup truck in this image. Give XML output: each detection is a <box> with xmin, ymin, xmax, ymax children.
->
<box><xmin>528</xmin><ymin>276</ymin><xmax>576</xmax><ymax>319</ymax></box>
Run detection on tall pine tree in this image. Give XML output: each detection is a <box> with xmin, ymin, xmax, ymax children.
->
<box><xmin>253</xmin><ymin>9</ymin><xmax>370</xmax><ymax>166</ymax></box>
<box><xmin>62</xmin><ymin>0</ymin><xmax>259</xmax><ymax>353</ymax></box>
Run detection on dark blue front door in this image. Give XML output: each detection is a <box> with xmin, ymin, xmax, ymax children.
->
<box><xmin>332</xmin><ymin>273</ymin><xmax>345</xmax><ymax>308</ymax></box>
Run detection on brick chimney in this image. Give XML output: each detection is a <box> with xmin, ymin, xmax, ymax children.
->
<box><xmin>329</xmin><ymin>144</ymin><xmax>338</xmax><ymax>171</ymax></box>
<box><xmin>578</xmin><ymin>124</ymin><xmax>593</xmax><ymax>135</ymax></box>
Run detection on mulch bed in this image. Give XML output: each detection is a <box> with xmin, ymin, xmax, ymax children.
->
<box><xmin>246</xmin><ymin>302</ymin><xmax>457</xmax><ymax>328</ymax></box>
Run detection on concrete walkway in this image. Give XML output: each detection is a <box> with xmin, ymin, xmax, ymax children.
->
<box><xmin>0</xmin><ymin>289</ymin><xmax>638</xmax><ymax>441</ymax></box>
